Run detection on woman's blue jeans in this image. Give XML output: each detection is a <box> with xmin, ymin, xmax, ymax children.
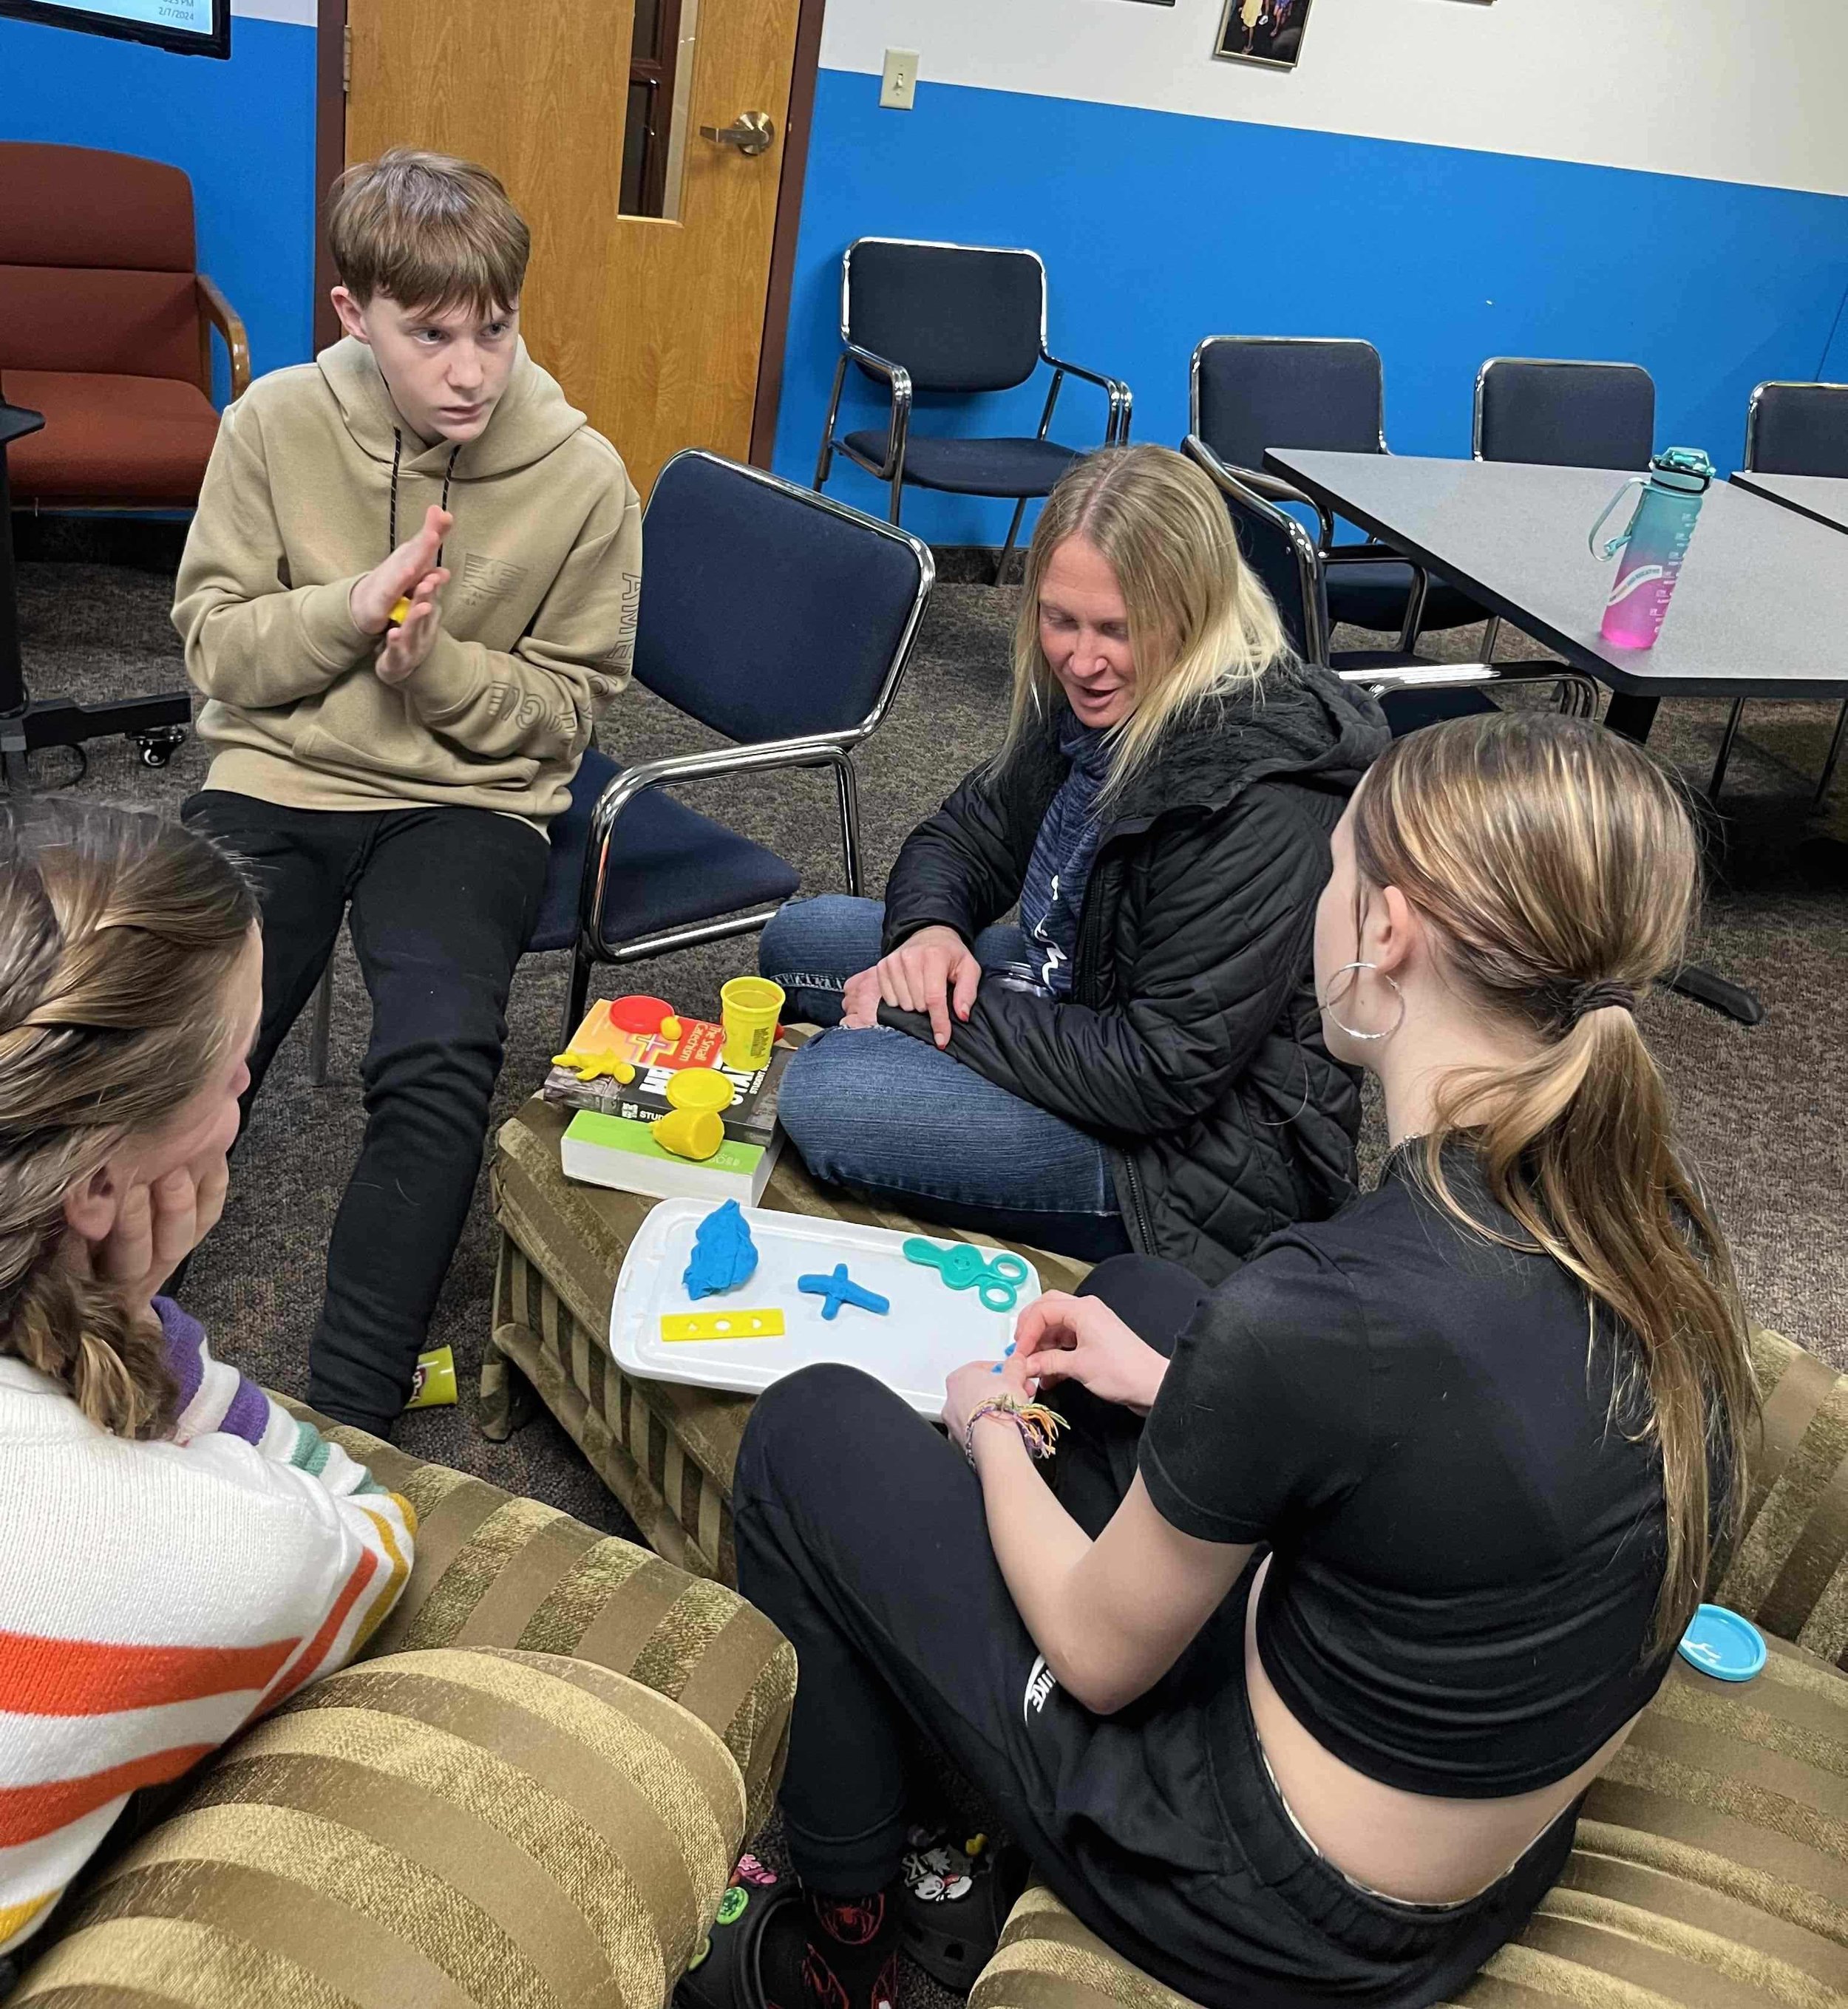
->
<box><xmin>758</xmin><ymin>896</ymin><xmax>1131</xmax><ymax>1260</ymax></box>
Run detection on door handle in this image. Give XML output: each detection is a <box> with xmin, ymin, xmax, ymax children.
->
<box><xmin>699</xmin><ymin>110</ymin><xmax>775</xmax><ymax>157</ymax></box>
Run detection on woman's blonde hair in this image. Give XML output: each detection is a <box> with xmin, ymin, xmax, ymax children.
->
<box><xmin>1000</xmin><ymin>444</ymin><xmax>1289</xmax><ymax>799</ymax></box>
<box><xmin>1351</xmin><ymin>712</ymin><xmax>1754</xmax><ymax>1656</ymax></box>
<box><xmin>0</xmin><ymin>803</ymin><xmax>257</xmax><ymax>1438</ymax></box>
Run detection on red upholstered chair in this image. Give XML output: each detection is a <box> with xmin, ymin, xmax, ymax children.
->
<box><xmin>0</xmin><ymin>141</ymin><xmax>249</xmax><ymax>510</ymax></box>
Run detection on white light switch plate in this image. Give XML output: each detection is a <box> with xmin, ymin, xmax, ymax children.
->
<box><xmin>880</xmin><ymin>49</ymin><xmax>919</xmax><ymax>110</ymax></box>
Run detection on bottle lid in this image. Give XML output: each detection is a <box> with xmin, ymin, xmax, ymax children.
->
<box><xmin>1650</xmin><ymin>446</ymin><xmax>1716</xmax><ymax>494</ymax></box>
<box><xmin>1677</xmin><ymin>1602</ymin><xmax>1766</xmax><ymax>1682</ymax></box>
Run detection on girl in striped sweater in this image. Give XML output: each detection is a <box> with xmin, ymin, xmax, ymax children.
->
<box><xmin>0</xmin><ymin>803</ymin><xmax>415</xmax><ymax>1959</ymax></box>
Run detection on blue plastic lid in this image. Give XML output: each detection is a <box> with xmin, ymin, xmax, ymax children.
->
<box><xmin>1677</xmin><ymin>1603</ymin><xmax>1766</xmax><ymax>1682</ymax></box>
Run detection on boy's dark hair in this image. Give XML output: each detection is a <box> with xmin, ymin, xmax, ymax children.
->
<box><xmin>327</xmin><ymin>148</ymin><xmax>529</xmax><ymax>318</ymax></box>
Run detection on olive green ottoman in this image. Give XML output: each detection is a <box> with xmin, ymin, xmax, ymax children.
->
<box><xmin>485</xmin><ymin>1094</ymin><xmax>1093</xmax><ymax>1585</ymax></box>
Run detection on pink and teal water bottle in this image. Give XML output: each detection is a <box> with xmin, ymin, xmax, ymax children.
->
<box><xmin>1588</xmin><ymin>447</ymin><xmax>1715</xmax><ymax>649</ymax></box>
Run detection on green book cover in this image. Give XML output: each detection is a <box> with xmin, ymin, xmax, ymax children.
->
<box><xmin>564</xmin><ymin>1109</ymin><xmax>764</xmax><ymax>1177</ymax></box>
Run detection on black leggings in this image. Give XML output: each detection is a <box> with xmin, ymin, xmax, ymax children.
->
<box><xmin>733</xmin><ymin>1255</ymin><xmax>1578</xmax><ymax>2009</ymax></box>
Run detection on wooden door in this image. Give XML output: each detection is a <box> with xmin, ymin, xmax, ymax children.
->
<box><xmin>345</xmin><ymin>0</ymin><xmax>803</xmax><ymax>494</ymax></box>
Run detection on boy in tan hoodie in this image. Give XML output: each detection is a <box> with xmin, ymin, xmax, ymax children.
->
<box><xmin>174</xmin><ymin>149</ymin><xmax>641</xmax><ymax>1435</ymax></box>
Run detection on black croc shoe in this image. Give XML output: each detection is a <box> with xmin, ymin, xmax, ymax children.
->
<box><xmin>676</xmin><ymin>1855</ymin><xmax>800</xmax><ymax>2009</ymax></box>
<box><xmin>896</xmin><ymin>1827</ymin><xmax>1022</xmax><ymax>1994</ymax></box>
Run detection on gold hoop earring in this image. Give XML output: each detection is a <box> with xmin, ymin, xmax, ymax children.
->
<box><xmin>1318</xmin><ymin>961</ymin><xmax>1405</xmax><ymax>1043</ymax></box>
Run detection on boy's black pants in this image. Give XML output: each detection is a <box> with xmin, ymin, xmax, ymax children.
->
<box><xmin>184</xmin><ymin>791</ymin><xmax>547</xmax><ymax>1433</ymax></box>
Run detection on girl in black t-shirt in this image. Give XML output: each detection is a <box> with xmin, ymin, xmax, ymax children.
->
<box><xmin>724</xmin><ymin>711</ymin><xmax>1756</xmax><ymax>2009</ymax></box>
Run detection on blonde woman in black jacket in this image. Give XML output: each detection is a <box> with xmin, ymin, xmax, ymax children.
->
<box><xmin>758</xmin><ymin>443</ymin><xmax>1388</xmax><ymax>1278</ymax></box>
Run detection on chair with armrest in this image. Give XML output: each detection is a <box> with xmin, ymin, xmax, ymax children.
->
<box><xmin>0</xmin><ymin>141</ymin><xmax>248</xmax><ymax>510</ymax></box>
<box><xmin>814</xmin><ymin>237</ymin><xmax>1131</xmax><ymax>584</ymax></box>
<box><xmin>1472</xmin><ymin>357</ymin><xmax>1656</xmax><ymax>666</ymax></box>
<box><xmin>0</xmin><ymin>399</ymin><xmax>192</xmax><ymax>778</ymax></box>
<box><xmin>1183</xmin><ymin>434</ymin><xmax>1596</xmax><ymax>732</ymax></box>
<box><xmin>308</xmin><ymin>451</ymin><xmax>934</xmax><ymax>1080</ymax></box>
<box><xmin>1189</xmin><ymin>336</ymin><xmax>1486</xmax><ymax>650</ymax></box>
<box><xmin>1709</xmin><ymin>380</ymin><xmax>1848</xmax><ymax>806</ymax></box>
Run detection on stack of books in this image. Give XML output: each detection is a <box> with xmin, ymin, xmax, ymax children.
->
<box><xmin>543</xmin><ymin>998</ymin><xmax>790</xmax><ymax>1205</ymax></box>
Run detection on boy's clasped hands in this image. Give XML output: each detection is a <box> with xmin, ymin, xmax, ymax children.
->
<box><xmin>349</xmin><ymin>502</ymin><xmax>452</xmax><ymax>686</ymax></box>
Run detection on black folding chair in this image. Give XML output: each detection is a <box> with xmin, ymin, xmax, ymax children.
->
<box><xmin>1472</xmin><ymin>358</ymin><xmax>1656</xmax><ymax>665</ymax></box>
<box><xmin>815</xmin><ymin>238</ymin><xmax>1131</xmax><ymax>582</ymax></box>
<box><xmin>1710</xmin><ymin>380</ymin><xmax>1848</xmax><ymax>806</ymax></box>
<box><xmin>1183</xmin><ymin>435</ymin><xmax>1597</xmax><ymax>734</ymax></box>
<box><xmin>1189</xmin><ymin>335</ymin><xmax>1484</xmax><ymax>649</ymax></box>
<box><xmin>309</xmin><ymin>452</ymin><xmax>935</xmax><ymax>1078</ymax></box>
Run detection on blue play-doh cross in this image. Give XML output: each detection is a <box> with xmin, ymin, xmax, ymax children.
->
<box><xmin>796</xmin><ymin>1264</ymin><xmax>891</xmax><ymax>1321</ymax></box>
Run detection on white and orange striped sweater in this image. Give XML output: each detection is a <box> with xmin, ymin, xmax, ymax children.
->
<box><xmin>0</xmin><ymin>1299</ymin><xmax>415</xmax><ymax>1955</ymax></box>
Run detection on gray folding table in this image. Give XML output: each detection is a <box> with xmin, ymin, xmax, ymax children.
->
<box><xmin>1730</xmin><ymin>469</ymin><xmax>1848</xmax><ymax>537</ymax></box>
<box><xmin>1264</xmin><ymin>450</ymin><xmax>1848</xmax><ymax>1026</ymax></box>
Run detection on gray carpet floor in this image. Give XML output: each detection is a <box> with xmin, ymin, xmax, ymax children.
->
<box><xmin>13</xmin><ymin>534</ymin><xmax>1847</xmax><ymax>2003</ymax></box>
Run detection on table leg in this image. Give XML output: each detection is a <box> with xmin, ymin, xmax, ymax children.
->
<box><xmin>1604</xmin><ymin>690</ymin><xmax>1764</xmax><ymax>1026</ymax></box>
<box><xmin>1603</xmin><ymin>693</ymin><xmax>1659</xmax><ymax>742</ymax></box>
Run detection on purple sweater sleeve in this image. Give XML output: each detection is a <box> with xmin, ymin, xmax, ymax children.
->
<box><xmin>156</xmin><ymin>1294</ymin><xmax>271</xmax><ymax>1446</ymax></box>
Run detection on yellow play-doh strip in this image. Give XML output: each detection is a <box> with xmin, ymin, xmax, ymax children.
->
<box><xmin>660</xmin><ymin>1309</ymin><xmax>786</xmax><ymax>1343</ymax></box>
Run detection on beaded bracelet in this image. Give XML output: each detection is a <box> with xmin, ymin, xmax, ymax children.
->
<box><xmin>963</xmin><ymin>1394</ymin><xmax>1066</xmax><ymax>1466</ymax></box>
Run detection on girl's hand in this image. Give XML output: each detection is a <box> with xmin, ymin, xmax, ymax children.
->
<box><xmin>1011</xmin><ymin>1291</ymin><xmax>1168</xmax><ymax>1414</ymax></box>
<box><xmin>89</xmin><ymin>1156</ymin><xmax>229</xmax><ymax>1314</ymax></box>
<box><xmin>942</xmin><ymin>1352</ymin><xmax>1037</xmax><ymax>1446</ymax></box>
<box><xmin>874</xmin><ymin>925</ymin><xmax>981</xmax><ymax>1048</ymax></box>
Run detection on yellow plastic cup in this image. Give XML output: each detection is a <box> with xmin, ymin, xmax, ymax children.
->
<box><xmin>720</xmin><ymin>976</ymin><xmax>784</xmax><ymax>1072</ymax></box>
<box><xmin>666</xmin><ymin>1067</ymin><xmax>736</xmax><ymax>1115</ymax></box>
<box><xmin>653</xmin><ymin>1107</ymin><xmax>725</xmax><ymax>1161</ymax></box>
<box><xmin>406</xmin><ymin>1344</ymin><xmax>458</xmax><ymax>1409</ymax></box>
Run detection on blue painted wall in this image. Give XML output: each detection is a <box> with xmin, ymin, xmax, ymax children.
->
<box><xmin>0</xmin><ymin>10</ymin><xmax>317</xmax><ymax>401</ymax></box>
<box><xmin>772</xmin><ymin>69</ymin><xmax>1848</xmax><ymax>543</ymax></box>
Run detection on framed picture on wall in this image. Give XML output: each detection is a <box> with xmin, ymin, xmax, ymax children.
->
<box><xmin>1213</xmin><ymin>0</ymin><xmax>1314</xmax><ymax>69</ymax></box>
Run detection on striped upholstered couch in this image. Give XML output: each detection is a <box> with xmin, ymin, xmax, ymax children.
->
<box><xmin>13</xmin><ymin>1333</ymin><xmax>1846</xmax><ymax>2006</ymax></box>
<box><xmin>1</xmin><ymin>1409</ymin><xmax>795</xmax><ymax>2009</ymax></box>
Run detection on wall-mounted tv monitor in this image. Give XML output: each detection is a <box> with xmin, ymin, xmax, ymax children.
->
<box><xmin>0</xmin><ymin>0</ymin><xmax>228</xmax><ymax>58</ymax></box>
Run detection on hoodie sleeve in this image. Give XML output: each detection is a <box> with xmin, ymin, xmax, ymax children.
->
<box><xmin>402</xmin><ymin>468</ymin><xmax>643</xmax><ymax>763</ymax></box>
<box><xmin>880</xmin><ymin>785</ymin><xmax>1334</xmax><ymax>1134</ymax></box>
<box><xmin>173</xmin><ymin>396</ymin><xmax>376</xmax><ymax>707</ymax></box>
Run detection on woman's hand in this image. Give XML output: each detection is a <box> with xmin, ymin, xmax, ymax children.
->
<box><xmin>840</xmin><ymin>965</ymin><xmax>882</xmax><ymax>1031</ymax></box>
<box><xmin>872</xmin><ymin>925</ymin><xmax>981</xmax><ymax>1049</ymax></box>
<box><xmin>1012</xmin><ymin>1291</ymin><xmax>1169</xmax><ymax>1414</ymax></box>
<box><xmin>86</xmin><ymin>1156</ymin><xmax>230</xmax><ymax>1317</ymax></box>
<box><xmin>942</xmin><ymin>1350</ymin><xmax>1038</xmax><ymax>1447</ymax></box>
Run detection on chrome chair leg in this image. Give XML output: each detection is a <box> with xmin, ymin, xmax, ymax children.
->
<box><xmin>996</xmin><ymin>500</ymin><xmax>1030</xmax><ymax>586</ymax></box>
<box><xmin>1816</xmin><ymin>700</ymin><xmax>1848</xmax><ymax>808</ymax></box>
<box><xmin>832</xmin><ymin>750</ymin><xmax>863</xmax><ymax>894</ymax></box>
<box><xmin>814</xmin><ymin>355</ymin><xmax>849</xmax><ymax>491</ymax></box>
<box><xmin>1708</xmin><ymin>698</ymin><xmax>1746</xmax><ymax>803</ymax></box>
<box><xmin>308</xmin><ymin>962</ymin><xmax>334</xmax><ymax>1088</ymax></box>
<box><xmin>1480</xmin><ymin>615</ymin><xmax>1503</xmax><ymax>662</ymax></box>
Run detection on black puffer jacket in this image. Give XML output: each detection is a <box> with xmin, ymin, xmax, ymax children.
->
<box><xmin>878</xmin><ymin>664</ymin><xmax>1389</xmax><ymax>1282</ymax></box>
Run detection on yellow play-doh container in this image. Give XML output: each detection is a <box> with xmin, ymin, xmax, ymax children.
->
<box><xmin>720</xmin><ymin>976</ymin><xmax>784</xmax><ymax>1071</ymax></box>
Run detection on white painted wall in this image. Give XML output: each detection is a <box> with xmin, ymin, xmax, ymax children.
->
<box><xmin>821</xmin><ymin>0</ymin><xmax>1848</xmax><ymax>197</ymax></box>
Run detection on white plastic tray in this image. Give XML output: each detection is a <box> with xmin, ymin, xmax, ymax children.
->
<box><xmin>609</xmin><ymin>1200</ymin><xmax>1041</xmax><ymax>1417</ymax></box>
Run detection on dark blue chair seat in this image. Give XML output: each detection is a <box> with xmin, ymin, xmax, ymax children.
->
<box><xmin>1326</xmin><ymin>560</ymin><xmax>1484</xmax><ymax>636</ymax></box>
<box><xmin>1331</xmin><ymin>650</ymin><xmax>1499</xmax><ymax>735</ymax></box>
<box><xmin>843</xmin><ymin>429</ymin><xmax>1081</xmax><ymax>498</ymax></box>
<box><xmin>532</xmin><ymin>747</ymin><xmax>799</xmax><ymax>956</ymax></box>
